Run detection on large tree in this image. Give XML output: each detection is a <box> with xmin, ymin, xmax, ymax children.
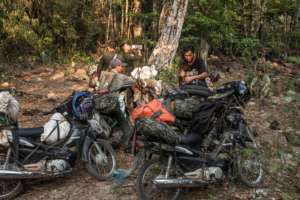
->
<box><xmin>148</xmin><ymin>0</ymin><xmax>189</xmax><ymax>70</ymax></box>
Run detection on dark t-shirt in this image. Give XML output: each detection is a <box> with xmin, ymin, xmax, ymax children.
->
<box><xmin>98</xmin><ymin>52</ymin><xmax>116</xmax><ymax>71</ymax></box>
<box><xmin>179</xmin><ymin>57</ymin><xmax>208</xmax><ymax>86</ymax></box>
<box><xmin>118</xmin><ymin>52</ymin><xmax>142</xmax><ymax>74</ymax></box>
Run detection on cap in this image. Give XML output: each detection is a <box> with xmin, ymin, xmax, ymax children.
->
<box><xmin>110</xmin><ymin>58</ymin><xmax>127</xmax><ymax>68</ymax></box>
<box><xmin>120</xmin><ymin>40</ymin><xmax>131</xmax><ymax>48</ymax></box>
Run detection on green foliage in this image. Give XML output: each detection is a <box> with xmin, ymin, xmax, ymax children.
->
<box><xmin>158</xmin><ymin>64</ymin><xmax>179</xmax><ymax>86</ymax></box>
<box><xmin>235</xmin><ymin>38</ymin><xmax>260</xmax><ymax>60</ymax></box>
<box><xmin>0</xmin><ymin>0</ymin><xmax>105</xmax><ymax>62</ymax></box>
<box><xmin>0</xmin><ymin>0</ymin><xmax>299</xmax><ymax>63</ymax></box>
<box><xmin>181</xmin><ymin>0</ymin><xmax>299</xmax><ymax>60</ymax></box>
<box><xmin>287</xmin><ymin>56</ymin><xmax>300</xmax><ymax>66</ymax></box>
<box><xmin>245</xmin><ymin>70</ymin><xmax>256</xmax><ymax>86</ymax></box>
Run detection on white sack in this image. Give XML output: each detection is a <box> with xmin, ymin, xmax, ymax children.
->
<box><xmin>0</xmin><ymin>129</ymin><xmax>12</xmax><ymax>146</ymax></box>
<box><xmin>131</xmin><ymin>65</ymin><xmax>158</xmax><ymax>80</ymax></box>
<box><xmin>0</xmin><ymin>92</ymin><xmax>19</xmax><ymax>122</ymax></box>
<box><xmin>41</xmin><ymin>113</ymin><xmax>71</xmax><ymax>144</ymax></box>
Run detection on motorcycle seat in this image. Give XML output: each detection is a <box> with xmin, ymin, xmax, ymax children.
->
<box><xmin>13</xmin><ymin>127</ymin><xmax>44</xmax><ymax>138</ymax></box>
<box><xmin>180</xmin><ymin>85</ymin><xmax>214</xmax><ymax>97</ymax></box>
<box><xmin>178</xmin><ymin>133</ymin><xmax>202</xmax><ymax>146</ymax></box>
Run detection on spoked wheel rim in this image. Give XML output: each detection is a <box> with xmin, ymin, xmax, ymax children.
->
<box><xmin>237</xmin><ymin>146</ymin><xmax>263</xmax><ymax>185</ymax></box>
<box><xmin>0</xmin><ymin>151</ymin><xmax>23</xmax><ymax>199</ymax></box>
<box><xmin>141</xmin><ymin>160</ymin><xmax>181</xmax><ymax>200</ymax></box>
<box><xmin>0</xmin><ymin>180</ymin><xmax>22</xmax><ymax>199</ymax></box>
<box><xmin>88</xmin><ymin>141</ymin><xmax>115</xmax><ymax>178</ymax></box>
<box><xmin>237</xmin><ymin>123</ymin><xmax>263</xmax><ymax>186</ymax></box>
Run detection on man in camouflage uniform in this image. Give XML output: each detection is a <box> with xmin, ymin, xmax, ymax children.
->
<box><xmin>89</xmin><ymin>42</ymin><xmax>116</xmax><ymax>89</ymax></box>
<box><xmin>91</xmin><ymin>58</ymin><xmax>135</xmax><ymax>147</ymax></box>
<box><xmin>250</xmin><ymin>65</ymin><xmax>271</xmax><ymax>102</ymax></box>
<box><xmin>98</xmin><ymin>41</ymin><xmax>117</xmax><ymax>72</ymax></box>
<box><xmin>0</xmin><ymin>113</ymin><xmax>14</xmax><ymax>128</ymax></box>
<box><xmin>118</xmin><ymin>41</ymin><xmax>142</xmax><ymax>75</ymax></box>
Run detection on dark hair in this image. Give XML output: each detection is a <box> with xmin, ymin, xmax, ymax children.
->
<box><xmin>182</xmin><ymin>45</ymin><xmax>195</xmax><ymax>55</ymax></box>
<box><xmin>120</xmin><ymin>41</ymin><xmax>130</xmax><ymax>48</ymax></box>
<box><xmin>107</xmin><ymin>41</ymin><xmax>116</xmax><ymax>49</ymax></box>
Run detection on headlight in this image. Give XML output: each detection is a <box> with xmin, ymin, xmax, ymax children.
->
<box><xmin>239</xmin><ymin>81</ymin><xmax>247</xmax><ymax>95</ymax></box>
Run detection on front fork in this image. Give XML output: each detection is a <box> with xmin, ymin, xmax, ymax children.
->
<box><xmin>3</xmin><ymin>148</ymin><xmax>12</xmax><ymax>169</ymax></box>
<box><xmin>165</xmin><ymin>155</ymin><xmax>173</xmax><ymax>178</ymax></box>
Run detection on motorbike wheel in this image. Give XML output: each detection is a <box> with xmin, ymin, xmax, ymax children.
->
<box><xmin>86</xmin><ymin>139</ymin><xmax>116</xmax><ymax>181</ymax></box>
<box><xmin>236</xmin><ymin>122</ymin><xmax>263</xmax><ymax>187</ymax></box>
<box><xmin>117</xmin><ymin>149</ymin><xmax>146</xmax><ymax>178</ymax></box>
<box><xmin>0</xmin><ymin>151</ymin><xmax>23</xmax><ymax>200</ymax></box>
<box><xmin>0</xmin><ymin>180</ymin><xmax>23</xmax><ymax>200</ymax></box>
<box><xmin>137</xmin><ymin>160</ymin><xmax>181</xmax><ymax>200</ymax></box>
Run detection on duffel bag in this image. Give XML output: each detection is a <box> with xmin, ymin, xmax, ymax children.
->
<box><xmin>131</xmin><ymin>99</ymin><xmax>175</xmax><ymax>123</ymax></box>
<box><xmin>135</xmin><ymin>118</ymin><xmax>179</xmax><ymax>145</ymax></box>
<box><xmin>94</xmin><ymin>93</ymin><xmax>119</xmax><ymax>114</ymax></box>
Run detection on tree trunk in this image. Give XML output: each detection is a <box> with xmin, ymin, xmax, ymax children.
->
<box><xmin>125</xmin><ymin>0</ymin><xmax>129</xmax><ymax>38</ymax></box>
<box><xmin>294</xmin><ymin>0</ymin><xmax>300</xmax><ymax>30</ymax></box>
<box><xmin>199</xmin><ymin>39</ymin><xmax>210</xmax><ymax>65</ymax></box>
<box><xmin>113</xmin><ymin>7</ymin><xmax>117</xmax><ymax>37</ymax></box>
<box><xmin>106</xmin><ymin>0</ymin><xmax>112</xmax><ymax>42</ymax></box>
<box><xmin>148</xmin><ymin>0</ymin><xmax>189</xmax><ymax>70</ymax></box>
<box><xmin>132</xmin><ymin>0</ymin><xmax>142</xmax><ymax>40</ymax></box>
<box><xmin>121</xmin><ymin>2</ymin><xmax>124</xmax><ymax>36</ymax></box>
<box><xmin>152</xmin><ymin>0</ymin><xmax>157</xmax><ymax>38</ymax></box>
<box><xmin>158</xmin><ymin>0</ymin><xmax>172</xmax><ymax>34</ymax></box>
<box><xmin>251</xmin><ymin>0</ymin><xmax>267</xmax><ymax>37</ymax></box>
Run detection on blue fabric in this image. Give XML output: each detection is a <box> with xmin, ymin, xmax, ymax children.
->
<box><xmin>72</xmin><ymin>92</ymin><xmax>91</xmax><ymax>120</ymax></box>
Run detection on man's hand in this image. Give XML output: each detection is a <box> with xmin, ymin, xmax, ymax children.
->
<box><xmin>184</xmin><ymin>76</ymin><xmax>194</xmax><ymax>83</ymax></box>
<box><xmin>137</xmin><ymin>49</ymin><xmax>142</xmax><ymax>57</ymax></box>
<box><xmin>89</xmin><ymin>72</ymin><xmax>99</xmax><ymax>88</ymax></box>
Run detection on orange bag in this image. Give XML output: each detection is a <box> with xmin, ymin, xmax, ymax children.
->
<box><xmin>131</xmin><ymin>99</ymin><xmax>175</xmax><ymax>123</ymax></box>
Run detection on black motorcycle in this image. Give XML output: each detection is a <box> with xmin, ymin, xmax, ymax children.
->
<box><xmin>0</xmin><ymin>91</ymin><xmax>116</xmax><ymax>200</ymax></box>
<box><xmin>136</xmin><ymin>81</ymin><xmax>263</xmax><ymax>200</ymax></box>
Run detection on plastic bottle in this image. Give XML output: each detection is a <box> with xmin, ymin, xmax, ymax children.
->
<box><xmin>205</xmin><ymin>77</ymin><xmax>214</xmax><ymax>91</ymax></box>
<box><xmin>112</xmin><ymin>169</ymin><xmax>128</xmax><ymax>185</ymax></box>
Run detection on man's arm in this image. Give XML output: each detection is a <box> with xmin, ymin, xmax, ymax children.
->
<box><xmin>184</xmin><ymin>59</ymin><xmax>208</xmax><ymax>83</ymax></box>
<box><xmin>178</xmin><ymin>66</ymin><xmax>185</xmax><ymax>85</ymax></box>
<box><xmin>184</xmin><ymin>71</ymin><xmax>208</xmax><ymax>84</ymax></box>
<box><xmin>97</xmin><ymin>56</ymin><xmax>104</xmax><ymax>72</ymax></box>
<box><xmin>89</xmin><ymin>71</ymin><xmax>99</xmax><ymax>89</ymax></box>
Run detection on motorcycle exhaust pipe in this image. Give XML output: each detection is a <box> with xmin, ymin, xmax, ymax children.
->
<box><xmin>0</xmin><ymin>169</ymin><xmax>72</xmax><ymax>180</ymax></box>
<box><xmin>153</xmin><ymin>177</ymin><xmax>209</xmax><ymax>188</ymax></box>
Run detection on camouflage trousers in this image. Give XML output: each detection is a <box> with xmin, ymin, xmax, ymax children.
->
<box><xmin>94</xmin><ymin>93</ymin><xmax>133</xmax><ymax>147</ymax></box>
<box><xmin>94</xmin><ymin>93</ymin><xmax>119</xmax><ymax>114</ymax></box>
<box><xmin>135</xmin><ymin>118</ymin><xmax>179</xmax><ymax>145</ymax></box>
<box><xmin>172</xmin><ymin>97</ymin><xmax>205</xmax><ymax>119</ymax></box>
<box><xmin>0</xmin><ymin>113</ymin><xmax>15</xmax><ymax>128</ymax></box>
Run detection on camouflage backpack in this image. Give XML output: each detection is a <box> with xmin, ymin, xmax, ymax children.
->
<box><xmin>0</xmin><ymin>113</ymin><xmax>15</xmax><ymax>128</ymax></box>
<box><xmin>135</xmin><ymin>117</ymin><xmax>180</xmax><ymax>145</ymax></box>
<box><xmin>172</xmin><ymin>97</ymin><xmax>205</xmax><ymax>119</ymax></box>
<box><xmin>94</xmin><ymin>93</ymin><xmax>120</xmax><ymax>114</ymax></box>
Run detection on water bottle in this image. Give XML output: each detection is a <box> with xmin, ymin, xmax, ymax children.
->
<box><xmin>112</xmin><ymin>169</ymin><xmax>128</xmax><ymax>185</ymax></box>
<box><xmin>205</xmin><ymin>77</ymin><xmax>214</xmax><ymax>91</ymax></box>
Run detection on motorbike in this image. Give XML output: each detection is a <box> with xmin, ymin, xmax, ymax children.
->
<box><xmin>91</xmin><ymin>75</ymin><xmax>221</xmax><ymax>181</ymax></box>
<box><xmin>135</xmin><ymin>81</ymin><xmax>264</xmax><ymax>200</ymax></box>
<box><xmin>0</xmin><ymin>91</ymin><xmax>116</xmax><ymax>200</ymax></box>
<box><xmin>92</xmin><ymin>92</ymin><xmax>146</xmax><ymax>180</ymax></box>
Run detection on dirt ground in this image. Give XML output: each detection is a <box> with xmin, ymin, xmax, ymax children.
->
<box><xmin>1</xmin><ymin>63</ymin><xmax>299</xmax><ymax>200</ymax></box>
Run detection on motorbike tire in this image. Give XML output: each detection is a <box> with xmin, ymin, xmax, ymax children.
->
<box><xmin>0</xmin><ymin>151</ymin><xmax>23</xmax><ymax>200</ymax></box>
<box><xmin>136</xmin><ymin>159</ymin><xmax>181</xmax><ymax>200</ymax></box>
<box><xmin>0</xmin><ymin>180</ymin><xmax>23</xmax><ymax>200</ymax></box>
<box><xmin>236</xmin><ymin>122</ymin><xmax>263</xmax><ymax>187</ymax></box>
<box><xmin>119</xmin><ymin>149</ymin><xmax>146</xmax><ymax>178</ymax></box>
<box><xmin>85</xmin><ymin>139</ymin><xmax>116</xmax><ymax>181</ymax></box>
